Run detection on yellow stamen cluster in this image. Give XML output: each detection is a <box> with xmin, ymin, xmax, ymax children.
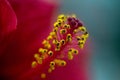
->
<box><xmin>34</xmin><ymin>53</ymin><xmax>43</xmax><ymax>64</ymax></box>
<box><xmin>74</xmin><ymin>26</ymin><xmax>89</xmax><ymax>49</ymax></box>
<box><xmin>64</xmin><ymin>24</ymin><xmax>70</xmax><ymax>29</ymax></box>
<box><xmin>48</xmin><ymin>59</ymin><xmax>67</xmax><ymax>73</ymax></box>
<box><xmin>68</xmin><ymin>48</ymin><xmax>78</xmax><ymax>60</ymax></box>
<box><xmin>38</xmin><ymin>48</ymin><xmax>48</xmax><ymax>54</ymax></box>
<box><xmin>48</xmin><ymin>61</ymin><xmax>55</xmax><ymax>73</ymax></box>
<box><xmin>31</xmin><ymin>14</ymin><xmax>89</xmax><ymax>79</ymax></box>
<box><xmin>54</xmin><ymin>59</ymin><xmax>66</xmax><ymax>66</ymax></box>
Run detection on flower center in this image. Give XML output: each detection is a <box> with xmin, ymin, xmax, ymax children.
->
<box><xmin>31</xmin><ymin>14</ymin><xmax>89</xmax><ymax>79</ymax></box>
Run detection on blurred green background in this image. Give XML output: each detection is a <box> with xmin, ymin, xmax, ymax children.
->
<box><xmin>59</xmin><ymin>0</ymin><xmax>120</xmax><ymax>80</ymax></box>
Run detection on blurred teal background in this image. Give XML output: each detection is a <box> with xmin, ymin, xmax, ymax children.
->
<box><xmin>59</xmin><ymin>0</ymin><xmax>120</xmax><ymax>80</ymax></box>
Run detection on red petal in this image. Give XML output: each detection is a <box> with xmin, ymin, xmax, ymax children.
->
<box><xmin>0</xmin><ymin>0</ymin><xmax>58</xmax><ymax>79</ymax></box>
<box><xmin>0</xmin><ymin>0</ymin><xmax>17</xmax><ymax>40</ymax></box>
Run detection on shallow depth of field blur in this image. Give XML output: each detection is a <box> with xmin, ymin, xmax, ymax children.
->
<box><xmin>59</xmin><ymin>0</ymin><xmax>120</xmax><ymax>80</ymax></box>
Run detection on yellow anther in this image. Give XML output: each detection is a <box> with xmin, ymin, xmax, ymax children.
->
<box><xmin>50</xmin><ymin>32</ymin><xmax>55</xmax><ymax>36</ymax></box>
<box><xmin>78</xmin><ymin>26</ymin><xmax>86</xmax><ymax>32</ymax></box>
<box><xmin>54</xmin><ymin>22</ymin><xmax>59</xmax><ymax>27</ymax></box>
<box><xmin>68</xmin><ymin>48</ymin><xmax>78</xmax><ymax>54</ymax></box>
<box><xmin>57</xmin><ymin>19</ymin><xmax>63</xmax><ymax>26</ymax></box>
<box><xmin>37</xmin><ymin>57</ymin><xmax>43</xmax><ymax>64</ymax></box>
<box><xmin>78</xmin><ymin>40</ymin><xmax>85</xmax><ymax>45</ymax></box>
<box><xmin>51</xmin><ymin>66</ymin><xmax>55</xmax><ymax>70</ymax></box>
<box><xmin>50</xmin><ymin>61</ymin><xmax>55</xmax><ymax>66</ymax></box>
<box><xmin>41</xmin><ymin>73</ymin><xmax>46</xmax><ymax>79</ymax></box>
<box><xmin>68</xmin><ymin>51</ymin><xmax>73</xmax><ymax>60</ymax></box>
<box><xmin>76</xmin><ymin>36</ymin><xmax>81</xmax><ymax>41</ymax></box>
<box><xmin>43</xmin><ymin>49</ymin><xmax>48</xmax><ymax>53</ymax></box>
<box><xmin>48</xmin><ymin>51</ymin><xmax>53</xmax><ymax>56</ymax></box>
<box><xmin>31</xmin><ymin>61</ymin><xmax>37</xmax><ymax>68</ymax></box>
<box><xmin>73</xmin><ymin>29</ymin><xmax>78</xmax><ymax>34</ymax></box>
<box><xmin>42</xmin><ymin>40</ymin><xmax>51</xmax><ymax>49</ymax></box>
<box><xmin>58</xmin><ymin>22</ymin><xmax>62</xmax><ymax>26</ymax></box>
<box><xmin>53</xmin><ymin>27</ymin><xmax>58</xmax><ymax>32</ymax></box>
<box><xmin>81</xmin><ymin>35</ymin><xmax>87</xmax><ymax>42</ymax></box>
<box><xmin>52</xmin><ymin>39</ymin><xmax>58</xmax><ymax>44</ymax></box>
<box><xmin>50</xmin><ymin>61</ymin><xmax>55</xmax><ymax>67</ymax></box>
<box><xmin>60</xmin><ymin>39</ymin><xmax>65</xmax><ymax>45</ymax></box>
<box><xmin>50</xmin><ymin>31</ymin><xmax>56</xmax><ymax>38</ymax></box>
<box><xmin>79</xmin><ymin>44</ymin><xmax>84</xmax><ymax>49</ymax></box>
<box><xmin>55</xmin><ymin>47</ymin><xmax>60</xmax><ymax>51</ymax></box>
<box><xmin>55</xmin><ymin>41</ymin><xmax>61</xmax><ymax>51</ymax></box>
<box><xmin>38</xmin><ymin>48</ymin><xmax>48</xmax><ymax>54</ymax></box>
<box><xmin>78</xmin><ymin>40</ymin><xmax>84</xmax><ymax>49</ymax></box>
<box><xmin>44</xmin><ymin>44</ymin><xmax>51</xmax><ymax>49</ymax></box>
<box><xmin>73</xmin><ymin>49</ymin><xmax>78</xmax><ymax>55</ymax></box>
<box><xmin>38</xmin><ymin>48</ymin><xmax>43</xmax><ymax>53</ymax></box>
<box><xmin>57</xmin><ymin>19</ymin><xmax>64</xmax><ymax>24</ymax></box>
<box><xmin>81</xmin><ymin>37</ymin><xmax>86</xmax><ymax>42</ymax></box>
<box><xmin>66</xmin><ymin>34</ymin><xmax>72</xmax><ymax>42</ymax></box>
<box><xmin>57</xmin><ymin>18</ymin><xmax>62</xmax><ymax>23</ymax></box>
<box><xmin>34</xmin><ymin>53</ymin><xmax>40</xmax><ymax>59</ymax></box>
<box><xmin>48</xmin><ymin>68</ymin><xmax>52</xmax><ymax>73</ymax></box>
<box><xmin>60</xmin><ymin>29</ymin><xmax>67</xmax><ymax>34</ymax></box>
<box><xmin>49</xmin><ymin>61</ymin><xmax>55</xmax><ymax>70</ymax></box>
<box><xmin>58</xmin><ymin>60</ymin><xmax>66</xmax><ymax>66</ymax></box>
<box><xmin>58</xmin><ymin>14</ymin><xmax>66</xmax><ymax>20</ymax></box>
<box><xmin>56</xmin><ymin>42</ymin><xmax>61</xmax><ymax>47</ymax></box>
<box><xmin>84</xmin><ymin>32</ymin><xmax>89</xmax><ymax>38</ymax></box>
<box><xmin>54</xmin><ymin>59</ymin><xmax>66</xmax><ymax>66</ymax></box>
<box><xmin>64</xmin><ymin>24</ymin><xmax>70</xmax><ymax>29</ymax></box>
<box><xmin>68</xmin><ymin>48</ymin><xmax>73</xmax><ymax>52</ymax></box>
<box><xmin>54</xmin><ymin>59</ymin><xmax>60</xmax><ymax>63</ymax></box>
<box><xmin>34</xmin><ymin>53</ymin><xmax>43</xmax><ymax>64</ymax></box>
<box><xmin>47</xmin><ymin>35</ymin><xmax>52</xmax><ymax>40</ymax></box>
<box><xmin>67</xmin><ymin>34</ymin><xmax>72</xmax><ymax>38</ymax></box>
<box><xmin>41</xmin><ymin>52</ymin><xmax>49</xmax><ymax>59</ymax></box>
<box><xmin>42</xmin><ymin>40</ymin><xmax>48</xmax><ymax>45</ymax></box>
<box><xmin>67</xmin><ymin>25</ymin><xmax>70</xmax><ymax>29</ymax></box>
<box><xmin>52</xmin><ymin>40</ymin><xmax>56</xmax><ymax>44</ymax></box>
<box><xmin>64</xmin><ymin>24</ymin><xmax>68</xmax><ymax>28</ymax></box>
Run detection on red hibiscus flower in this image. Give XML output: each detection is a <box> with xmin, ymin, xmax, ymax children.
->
<box><xmin>0</xmin><ymin>0</ymin><xmax>90</xmax><ymax>80</ymax></box>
